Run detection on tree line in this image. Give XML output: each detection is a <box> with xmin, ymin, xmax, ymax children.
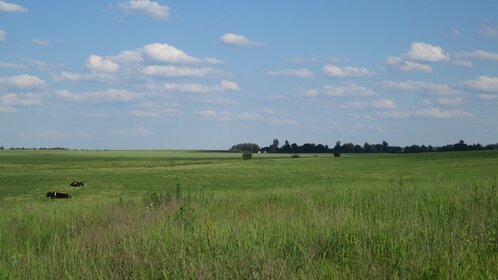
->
<box><xmin>231</xmin><ymin>139</ymin><xmax>498</xmax><ymax>154</ymax></box>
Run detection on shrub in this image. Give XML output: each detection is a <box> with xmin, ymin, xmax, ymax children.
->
<box><xmin>291</xmin><ymin>154</ymin><xmax>301</xmax><ymax>158</ymax></box>
<box><xmin>334</xmin><ymin>152</ymin><xmax>341</xmax><ymax>157</ymax></box>
<box><xmin>242</xmin><ymin>151</ymin><xmax>252</xmax><ymax>160</ymax></box>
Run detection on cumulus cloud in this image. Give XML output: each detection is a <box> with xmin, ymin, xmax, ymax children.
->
<box><xmin>455</xmin><ymin>50</ymin><xmax>498</xmax><ymax>62</ymax></box>
<box><xmin>480</xmin><ymin>94</ymin><xmax>498</xmax><ymax>101</ymax></box>
<box><xmin>385</xmin><ymin>56</ymin><xmax>432</xmax><ymax>72</ymax></box>
<box><xmin>322</xmin><ymin>64</ymin><xmax>375</xmax><ymax>78</ymax></box>
<box><xmin>142</xmin><ymin>65</ymin><xmax>226</xmax><ymax>78</ymax></box>
<box><xmin>0</xmin><ymin>62</ymin><xmax>26</xmax><ymax>70</ymax></box>
<box><xmin>130</xmin><ymin>107</ymin><xmax>183</xmax><ymax>118</ymax></box>
<box><xmin>450</xmin><ymin>60</ymin><xmax>473</xmax><ymax>68</ymax></box>
<box><xmin>117</xmin><ymin>0</ymin><xmax>169</xmax><ymax>20</ymax></box>
<box><xmin>162</xmin><ymin>80</ymin><xmax>239</xmax><ymax>93</ymax></box>
<box><xmin>110</xmin><ymin>126</ymin><xmax>154</xmax><ymax>136</ymax></box>
<box><xmin>27</xmin><ymin>59</ymin><xmax>62</xmax><ymax>71</ymax></box>
<box><xmin>0</xmin><ymin>29</ymin><xmax>6</xmax><ymax>42</ymax></box>
<box><xmin>266</xmin><ymin>68</ymin><xmax>314</xmax><ymax>79</ymax></box>
<box><xmin>380</xmin><ymin>80</ymin><xmax>458</xmax><ymax>95</ymax></box>
<box><xmin>193</xmin><ymin>109</ymin><xmax>232</xmax><ymax>120</ymax></box>
<box><xmin>460</xmin><ymin>76</ymin><xmax>498</xmax><ymax>93</ymax></box>
<box><xmin>323</xmin><ymin>83</ymin><xmax>376</xmax><ymax>97</ymax></box>
<box><xmin>271</xmin><ymin>118</ymin><xmax>298</xmax><ymax>126</ymax></box>
<box><xmin>0</xmin><ymin>93</ymin><xmax>42</xmax><ymax>113</ymax></box>
<box><xmin>0</xmin><ymin>74</ymin><xmax>46</xmax><ymax>90</ymax></box>
<box><xmin>341</xmin><ymin>98</ymin><xmax>396</xmax><ymax>110</ymax></box>
<box><xmin>86</xmin><ymin>55</ymin><xmax>120</xmax><ymax>73</ymax></box>
<box><xmin>405</xmin><ymin>42</ymin><xmax>449</xmax><ymax>62</ymax></box>
<box><xmin>220</xmin><ymin>33</ymin><xmax>265</xmax><ymax>47</ymax></box>
<box><xmin>372</xmin><ymin>108</ymin><xmax>470</xmax><ymax>119</ymax></box>
<box><xmin>56</xmin><ymin>89</ymin><xmax>141</xmax><ymax>104</ymax></box>
<box><xmin>32</xmin><ymin>38</ymin><xmax>49</xmax><ymax>47</ymax></box>
<box><xmin>237</xmin><ymin>112</ymin><xmax>263</xmax><ymax>121</ymax></box>
<box><xmin>0</xmin><ymin>1</ymin><xmax>27</xmax><ymax>12</ymax></box>
<box><xmin>477</xmin><ymin>20</ymin><xmax>498</xmax><ymax>38</ymax></box>
<box><xmin>141</xmin><ymin>43</ymin><xmax>202</xmax><ymax>64</ymax></box>
<box><xmin>111</xmin><ymin>50</ymin><xmax>144</xmax><ymax>64</ymax></box>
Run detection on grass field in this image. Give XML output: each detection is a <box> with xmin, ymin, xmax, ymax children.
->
<box><xmin>0</xmin><ymin>150</ymin><xmax>497</xmax><ymax>279</ymax></box>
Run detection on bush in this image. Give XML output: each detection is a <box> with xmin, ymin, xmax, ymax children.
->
<box><xmin>334</xmin><ymin>152</ymin><xmax>341</xmax><ymax>157</ymax></box>
<box><xmin>242</xmin><ymin>151</ymin><xmax>252</xmax><ymax>160</ymax></box>
<box><xmin>291</xmin><ymin>154</ymin><xmax>301</xmax><ymax>158</ymax></box>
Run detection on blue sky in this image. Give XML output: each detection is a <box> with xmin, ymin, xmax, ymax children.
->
<box><xmin>1</xmin><ymin>0</ymin><xmax>498</xmax><ymax>149</ymax></box>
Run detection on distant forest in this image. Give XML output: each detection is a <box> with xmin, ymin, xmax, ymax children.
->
<box><xmin>230</xmin><ymin>139</ymin><xmax>498</xmax><ymax>154</ymax></box>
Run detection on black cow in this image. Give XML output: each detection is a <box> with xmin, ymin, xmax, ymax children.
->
<box><xmin>46</xmin><ymin>191</ymin><xmax>71</xmax><ymax>199</ymax></box>
<box><xmin>69</xmin><ymin>181</ymin><xmax>84</xmax><ymax>187</ymax></box>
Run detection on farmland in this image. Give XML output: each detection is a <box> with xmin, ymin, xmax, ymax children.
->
<box><xmin>0</xmin><ymin>150</ymin><xmax>497</xmax><ymax>279</ymax></box>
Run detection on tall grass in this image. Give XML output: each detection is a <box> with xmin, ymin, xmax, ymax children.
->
<box><xmin>1</xmin><ymin>178</ymin><xmax>496</xmax><ymax>279</ymax></box>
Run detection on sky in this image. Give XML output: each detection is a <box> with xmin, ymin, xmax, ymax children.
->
<box><xmin>1</xmin><ymin>0</ymin><xmax>498</xmax><ymax>149</ymax></box>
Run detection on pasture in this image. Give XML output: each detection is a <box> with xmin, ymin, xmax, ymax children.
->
<box><xmin>0</xmin><ymin>150</ymin><xmax>497</xmax><ymax>279</ymax></box>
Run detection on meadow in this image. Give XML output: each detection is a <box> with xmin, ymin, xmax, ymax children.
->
<box><xmin>0</xmin><ymin>150</ymin><xmax>497</xmax><ymax>279</ymax></box>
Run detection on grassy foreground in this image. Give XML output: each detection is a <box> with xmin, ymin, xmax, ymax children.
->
<box><xmin>0</xmin><ymin>150</ymin><xmax>497</xmax><ymax>279</ymax></box>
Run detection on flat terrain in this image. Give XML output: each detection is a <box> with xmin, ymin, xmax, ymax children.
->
<box><xmin>0</xmin><ymin>150</ymin><xmax>497</xmax><ymax>279</ymax></box>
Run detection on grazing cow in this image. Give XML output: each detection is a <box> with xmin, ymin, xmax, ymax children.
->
<box><xmin>69</xmin><ymin>181</ymin><xmax>84</xmax><ymax>187</ymax></box>
<box><xmin>46</xmin><ymin>191</ymin><xmax>71</xmax><ymax>199</ymax></box>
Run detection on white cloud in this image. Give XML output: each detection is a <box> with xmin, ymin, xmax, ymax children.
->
<box><xmin>371</xmin><ymin>98</ymin><xmax>396</xmax><ymax>109</ymax></box>
<box><xmin>323</xmin><ymin>83</ymin><xmax>376</xmax><ymax>97</ymax></box>
<box><xmin>0</xmin><ymin>93</ymin><xmax>42</xmax><ymax>113</ymax></box>
<box><xmin>32</xmin><ymin>38</ymin><xmax>49</xmax><ymax>47</ymax></box>
<box><xmin>110</xmin><ymin>50</ymin><xmax>144</xmax><ymax>64</ymax></box>
<box><xmin>141</xmin><ymin>43</ymin><xmax>201</xmax><ymax>64</ymax></box>
<box><xmin>301</xmin><ymin>89</ymin><xmax>319</xmax><ymax>98</ymax></box>
<box><xmin>130</xmin><ymin>109</ymin><xmax>160</xmax><ymax>118</ymax></box>
<box><xmin>264</xmin><ymin>108</ymin><xmax>275</xmax><ymax>115</ymax></box>
<box><xmin>117</xmin><ymin>0</ymin><xmax>169</xmax><ymax>20</ymax></box>
<box><xmin>452</xmin><ymin>29</ymin><xmax>460</xmax><ymax>36</ymax></box>
<box><xmin>220</xmin><ymin>33</ymin><xmax>265</xmax><ymax>47</ymax></box>
<box><xmin>142</xmin><ymin>65</ymin><xmax>226</xmax><ymax>77</ymax></box>
<box><xmin>86</xmin><ymin>55</ymin><xmax>120</xmax><ymax>73</ymax></box>
<box><xmin>237</xmin><ymin>112</ymin><xmax>262</xmax><ymax>121</ymax></box>
<box><xmin>290</xmin><ymin>56</ymin><xmax>320</xmax><ymax>64</ymax></box>
<box><xmin>162</xmin><ymin>80</ymin><xmax>239</xmax><ymax>93</ymax></box>
<box><xmin>450</xmin><ymin>60</ymin><xmax>473</xmax><ymax>67</ymax></box>
<box><xmin>380</xmin><ymin>80</ymin><xmax>458</xmax><ymax>95</ymax></box>
<box><xmin>0</xmin><ymin>74</ymin><xmax>46</xmax><ymax>90</ymax></box>
<box><xmin>33</xmin><ymin>131</ymin><xmax>92</xmax><ymax>140</ymax></box>
<box><xmin>436</xmin><ymin>97</ymin><xmax>463</xmax><ymax>106</ymax></box>
<box><xmin>187</xmin><ymin>95</ymin><xmax>239</xmax><ymax>105</ymax></box>
<box><xmin>477</xmin><ymin>20</ymin><xmax>498</xmax><ymax>38</ymax></box>
<box><xmin>193</xmin><ymin>109</ymin><xmax>232</xmax><ymax>120</ymax></box>
<box><xmin>479</xmin><ymin>94</ymin><xmax>498</xmax><ymax>101</ymax></box>
<box><xmin>110</xmin><ymin>126</ymin><xmax>154</xmax><ymax>136</ymax></box>
<box><xmin>267</xmin><ymin>68</ymin><xmax>314</xmax><ymax>79</ymax></box>
<box><xmin>0</xmin><ymin>93</ymin><xmax>41</xmax><ymax>106</ymax></box>
<box><xmin>460</xmin><ymin>76</ymin><xmax>498</xmax><ymax>93</ymax></box>
<box><xmin>52</xmin><ymin>71</ymin><xmax>82</xmax><ymax>82</ymax></box>
<box><xmin>341</xmin><ymin>98</ymin><xmax>396</xmax><ymax>110</ymax></box>
<box><xmin>0</xmin><ymin>1</ymin><xmax>27</xmax><ymax>12</ymax></box>
<box><xmin>0</xmin><ymin>29</ymin><xmax>6</xmax><ymax>42</ymax></box>
<box><xmin>27</xmin><ymin>59</ymin><xmax>62</xmax><ymax>71</ymax></box>
<box><xmin>0</xmin><ymin>62</ymin><xmax>26</xmax><ymax>70</ymax></box>
<box><xmin>373</xmin><ymin>108</ymin><xmax>470</xmax><ymax>119</ymax></box>
<box><xmin>322</xmin><ymin>64</ymin><xmax>375</xmax><ymax>78</ymax></box>
<box><xmin>385</xmin><ymin>56</ymin><xmax>432</xmax><ymax>72</ymax></box>
<box><xmin>271</xmin><ymin>118</ymin><xmax>298</xmax><ymax>126</ymax></box>
<box><xmin>56</xmin><ymin>89</ymin><xmax>141</xmax><ymax>104</ymax></box>
<box><xmin>405</xmin><ymin>42</ymin><xmax>449</xmax><ymax>62</ymax></box>
<box><xmin>455</xmin><ymin>50</ymin><xmax>498</xmax><ymax>62</ymax></box>
<box><xmin>194</xmin><ymin>109</ymin><xmax>218</xmax><ymax>118</ymax></box>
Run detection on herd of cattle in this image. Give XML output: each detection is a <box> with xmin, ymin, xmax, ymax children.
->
<box><xmin>46</xmin><ymin>181</ymin><xmax>84</xmax><ymax>199</ymax></box>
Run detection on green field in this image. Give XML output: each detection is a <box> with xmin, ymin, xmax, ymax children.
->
<box><xmin>0</xmin><ymin>150</ymin><xmax>497</xmax><ymax>279</ymax></box>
